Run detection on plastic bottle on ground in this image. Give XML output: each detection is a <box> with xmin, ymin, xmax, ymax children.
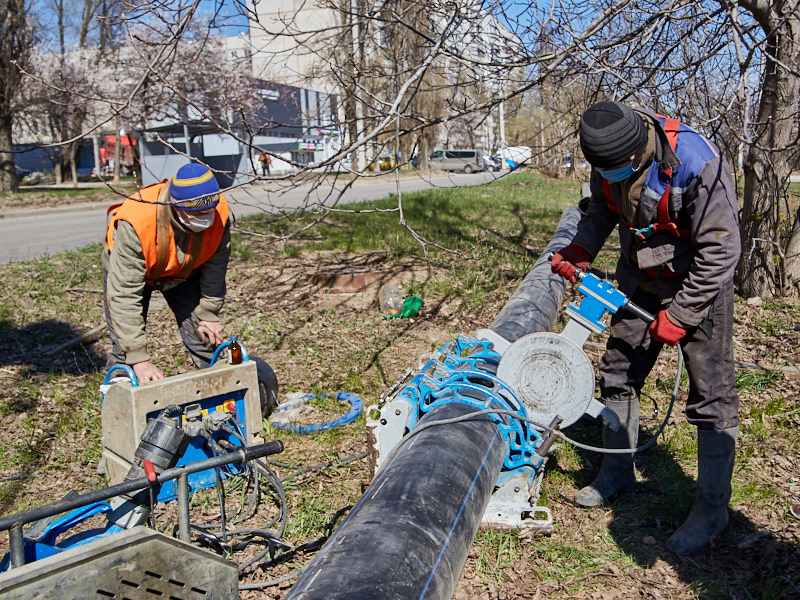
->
<box><xmin>271</xmin><ymin>392</ymin><xmax>318</xmax><ymax>424</ymax></box>
<box><xmin>378</xmin><ymin>284</ymin><xmax>404</xmax><ymax>316</ymax></box>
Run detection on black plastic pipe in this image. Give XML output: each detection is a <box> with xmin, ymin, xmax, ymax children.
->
<box><xmin>490</xmin><ymin>206</ymin><xmax>582</xmax><ymax>343</ymax></box>
<box><xmin>286</xmin><ymin>402</ymin><xmax>505</xmax><ymax>600</ymax></box>
<box><xmin>286</xmin><ymin>207</ymin><xmax>581</xmax><ymax>600</ymax></box>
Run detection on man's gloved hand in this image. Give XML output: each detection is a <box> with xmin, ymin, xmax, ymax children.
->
<box><xmin>648</xmin><ymin>310</ymin><xmax>686</xmax><ymax>346</ymax></box>
<box><xmin>550</xmin><ymin>244</ymin><xmax>592</xmax><ymax>283</ymax></box>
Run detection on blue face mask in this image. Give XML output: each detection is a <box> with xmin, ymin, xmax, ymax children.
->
<box><xmin>598</xmin><ymin>163</ymin><xmax>638</xmax><ymax>182</ymax></box>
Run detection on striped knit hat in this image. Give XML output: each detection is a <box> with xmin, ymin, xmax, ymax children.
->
<box><xmin>169</xmin><ymin>164</ymin><xmax>220</xmax><ymax>211</ymax></box>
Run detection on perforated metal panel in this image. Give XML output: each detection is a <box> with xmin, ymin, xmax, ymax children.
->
<box><xmin>0</xmin><ymin>527</ymin><xmax>238</xmax><ymax>600</ymax></box>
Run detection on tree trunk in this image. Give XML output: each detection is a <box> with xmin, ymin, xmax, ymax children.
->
<box><xmin>417</xmin><ymin>135</ymin><xmax>429</xmax><ymax>170</ymax></box>
<box><xmin>54</xmin><ymin>147</ymin><xmax>63</xmax><ymax>185</ymax></box>
<box><xmin>0</xmin><ymin>114</ymin><xmax>18</xmax><ymax>193</ymax></box>
<box><xmin>69</xmin><ymin>141</ymin><xmax>79</xmax><ymax>188</ymax></box>
<box><xmin>737</xmin><ymin>3</ymin><xmax>800</xmax><ymax>299</ymax></box>
<box><xmin>785</xmin><ymin>210</ymin><xmax>800</xmax><ymax>294</ymax></box>
<box><xmin>113</xmin><ymin>128</ymin><xmax>121</xmax><ymax>184</ymax></box>
<box><xmin>127</xmin><ymin>132</ymin><xmax>142</xmax><ymax>187</ymax></box>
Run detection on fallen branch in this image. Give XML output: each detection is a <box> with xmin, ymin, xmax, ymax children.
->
<box><xmin>43</xmin><ymin>325</ymin><xmax>105</xmax><ymax>356</ymax></box>
<box><xmin>735</xmin><ymin>360</ymin><xmax>800</xmax><ymax>380</ymax></box>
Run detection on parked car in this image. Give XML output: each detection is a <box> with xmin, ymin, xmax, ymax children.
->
<box><xmin>369</xmin><ymin>155</ymin><xmax>397</xmax><ymax>171</ymax></box>
<box><xmin>428</xmin><ymin>149</ymin><xmax>486</xmax><ymax>173</ymax></box>
<box><xmin>484</xmin><ymin>156</ymin><xmax>501</xmax><ymax>172</ymax></box>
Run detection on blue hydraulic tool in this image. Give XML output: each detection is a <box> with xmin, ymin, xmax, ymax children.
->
<box><xmin>565</xmin><ymin>271</ymin><xmax>655</xmax><ymax>335</ymax></box>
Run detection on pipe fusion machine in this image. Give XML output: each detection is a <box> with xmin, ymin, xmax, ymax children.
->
<box><xmin>0</xmin><ymin>340</ymin><xmax>284</xmax><ymax>599</ymax></box>
<box><xmin>285</xmin><ymin>205</ymin><xmax>655</xmax><ymax>599</ymax></box>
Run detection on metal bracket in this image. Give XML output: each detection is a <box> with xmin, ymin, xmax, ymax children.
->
<box><xmin>475</xmin><ymin>329</ymin><xmax>511</xmax><ymax>356</ymax></box>
<box><xmin>366</xmin><ymin>399</ymin><xmax>413</xmax><ymax>474</ymax></box>
<box><xmin>482</xmin><ymin>474</ymin><xmax>553</xmax><ymax>533</ymax></box>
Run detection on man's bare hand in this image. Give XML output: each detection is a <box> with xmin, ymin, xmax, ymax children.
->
<box><xmin>133</xmin><ymin>361</ymin><xmax>165</xmax><ymax>383</ymax></box>
<box><xmin>197</xmin><ymin>320</ymin><xmax>224</xmax><ymax>347</ymax></box>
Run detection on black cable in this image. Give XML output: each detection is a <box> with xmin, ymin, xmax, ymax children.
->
<box><xmin>219</xmin><ymin>423</ymin><xmax>261</xmax><ymax>524</ymax></box>
<box><xmin>169</xmin><ymin>419</ymin><xmax>291</xmax><ymax>578</ymax></box>
<box><xmin>215</xmin><ymin>467</ymin><xmax>228</xmax><ymax>543</ymax></box>
<box><xmin>183</xmin><ymin>429</ymin><xmax>288</xmax><ymax>547</ymax></box>
<box><xmin>230</xmin><ymin>419</ymin><xmax>287</xmax><ymax>534</ymax></box>
<box><xmin>253</xmin><ymin>459</ymin><xmax>287</xmax><ymax>535</ymax></box>
<box><xmin>239</xmin><ymin>570</ymin><xmax>302</xmax><ymax>590</ymax></box>
<box><xmin>236</xmin><ymin>528</ymin><xmax>292</xmax><ymax>572</ymax></box>
<box><xmin>237</xmin><ymin>505</ymin><xmax>353</xmax><ymax>585</ymax></box>
<box><xmin>277</xmin><ymin>452</ymin><xmax>370</xmax><ymax>483</ymax></box>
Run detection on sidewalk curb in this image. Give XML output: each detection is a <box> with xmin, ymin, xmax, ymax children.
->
<box><xmin>0</xmin><ymin>201</ymin><xmax>116</xmax><ymax>220</ymax></box>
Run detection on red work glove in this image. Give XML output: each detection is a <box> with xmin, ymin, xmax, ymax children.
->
<box><xmin>648</xmin><ymin>310</ymin><xmax>686</xmax><ymax>346</ymax></box>
<box><xmin>550</xmin><ymin>244</ymin><xmax>593</xmax><ymax>283</ymax></box>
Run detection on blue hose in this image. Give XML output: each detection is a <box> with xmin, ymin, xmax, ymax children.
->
<box><xmin>103</xmin><ymin>364</ymin><xmax>138</xmax><ymax>386</ymax></box>
<box><xmin>270</xmin><ymin>392</ymin><xmax>364</xmax><ymax>435</ymax></box>
<box><xmin>100</xmin><ymin>365</ymin><xmax>138</xmax><ymax>404</ymax></box>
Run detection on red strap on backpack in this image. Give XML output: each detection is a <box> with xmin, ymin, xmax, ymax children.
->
<box><xmin>650</xmin><ymin>117</ymin><xmax>690</xmax><ymax>241</ymax></box>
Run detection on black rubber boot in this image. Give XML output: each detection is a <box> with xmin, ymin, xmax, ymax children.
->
<box><xmin>666</xmin><ymin>427</ymin><xmax>737</xmax><ymax>556</ymax></box>
<box><xmin>575</xmin><ymin>397</ymin><xmax>639</xmax><ymax>507</ymax></box>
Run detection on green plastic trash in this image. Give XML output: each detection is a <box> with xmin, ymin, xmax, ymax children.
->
<box><xmin>385</xmin><ymin>296</ymin><xmax>422</xmax><ymax>319</ymax></box>
<box><xmin>400</xmin><ymin>296</ymin><xmax>422</xmax><ymax>317</ymax></box>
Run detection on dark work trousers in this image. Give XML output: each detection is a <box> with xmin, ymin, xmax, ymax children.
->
<box><xmin>598</xmin><ymin>278</ymin><xmax>739</xmax><ymax>431</ymax></box>
<box><xmin>103</xmin><ymin>269</ymin><xmax>216</xmax><ymax>371</ymax></box>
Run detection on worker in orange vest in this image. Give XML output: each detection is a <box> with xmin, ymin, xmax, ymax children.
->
<box><xmin>103</xmin><ymin>163</ymin><xmax>231</xmax><ymax>383</ymax></box>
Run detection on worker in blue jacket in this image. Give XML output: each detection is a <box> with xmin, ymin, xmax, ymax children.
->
<box><xmin>551</xmin><ymin>101</ymin><xmax>741</xmax><ymax>556</ymax></box>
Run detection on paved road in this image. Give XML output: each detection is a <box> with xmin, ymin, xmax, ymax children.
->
<box><xmin>0</xmin><ymin>171</ymin><xmax>500</xmax><ymax>262</ymax></box>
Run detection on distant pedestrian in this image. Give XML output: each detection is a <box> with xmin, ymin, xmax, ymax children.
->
<box><xmin>259</xmin><ymin>152</ymin><xmax>271</xmax><ymax>176</ymax></box>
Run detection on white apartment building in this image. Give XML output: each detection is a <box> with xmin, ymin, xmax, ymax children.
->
<box><xmin>244</xmin><ymin>0</ymin><xmax>521</xmax><ymax>156</ymax></box>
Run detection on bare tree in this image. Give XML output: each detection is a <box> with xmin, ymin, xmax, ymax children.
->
<box><xmin>15</xmin><ymin>0</ymin><xmax>799</xmax><ymax>290</ymax></box>
<box><xmin>0</xmin><ymin>0</ymin><xmax>36</xmax><ymax>193</ymax></box>
<box><xmin>735</xmin><ymin>0</ymin><xmax>800</xmax><ymax>297</ymax></box>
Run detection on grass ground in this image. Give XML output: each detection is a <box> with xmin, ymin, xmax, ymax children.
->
<box><xmin>0</xmin><ymin>171</ymin><xmax>798</xmax><ymax>599</ymax></box>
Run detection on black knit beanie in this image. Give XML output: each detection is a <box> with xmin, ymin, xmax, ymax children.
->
<box><xmin>579</xmin><ymin>101</ymin><xmax>647</xmax><ymax>169</ymax></box>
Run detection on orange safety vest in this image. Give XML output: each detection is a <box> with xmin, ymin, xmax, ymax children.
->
<box><xmin>105</xmin><ymin>180</ymin><xmax>229</xmax><ymax>285</ymax></box>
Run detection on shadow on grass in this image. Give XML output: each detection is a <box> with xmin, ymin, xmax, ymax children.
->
<box><xmin>0</xmin><ymin>318</ymin><xmax>105</xmax><ymax>378</ymax></box>
<box><xmin>0</xmin><ymin>319</ymin><xmax>107</xmax><ymax>516</ymax></box>
<box><xmin>565</xmin><ymin>415</ymin><xmax>800</xmax><ymax>599</ymax></box>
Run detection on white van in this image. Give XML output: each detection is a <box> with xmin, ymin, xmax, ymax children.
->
<box><xmin>429</xmin><ymin>149</ymin><xmax>486</xmax><ymax>173</ymax></box>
